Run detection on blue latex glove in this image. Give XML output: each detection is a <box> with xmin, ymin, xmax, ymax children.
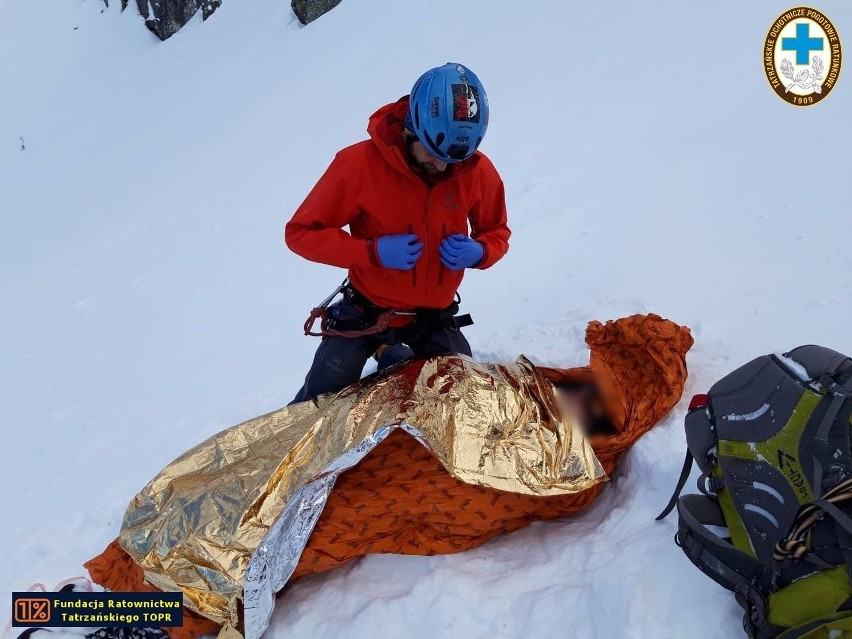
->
<box><xmin>439</xmin><ymin>234</ymin><xmax>484</xmax><ymax>271</ymax></box>
<box><xmin>376</xmin><ymin>233</ymin><xmax>424</xmax><ymax>270</ymax></box>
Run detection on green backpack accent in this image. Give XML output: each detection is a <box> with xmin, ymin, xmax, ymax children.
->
<box><xmin>657</xmin><ymin>345</ymin><xmax>852</xmax><ymax>638</ymax></box>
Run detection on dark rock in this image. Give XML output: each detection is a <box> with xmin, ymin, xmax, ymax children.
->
<box><xmin>200</xmin><ymin>0</ymin><xmax>221</xmax><ymax>20</ymax></box>
<box><xmin>137</xmin><ymin>0</ymin><xmax>195</xmax><ymax>40</ymax></box>
<box><xmin>292</xmin><ymin>0</ymin><xmax>343</xmax><ymax>25</ymax></box>
<box><xmin>119</xmin><ymin>0</ymin><xmax>220</xmax><ymax>41</ymax></box>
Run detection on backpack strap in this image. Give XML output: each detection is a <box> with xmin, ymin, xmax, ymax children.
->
<box><xmin>813</xmin><ymin>499</ymin><xmax>852</xmax><ymax>541</ymax></box>
<box><xmin>776</xmin><ymin>479</ymin><xmax>852</xmax><ymax>563</ymax></box>
<box><xmin>677</xmin><ymin>495</ymin><xmax>775</xmax><ymax>593</ymax></box>
<box><xmin>676</xmin><ymin>495</ymin><xmax>783</xmax><ymax>638</ymax></box>
<box><xmin>832</xmin><ymin>510</ymin><xmax>852</xmax><ymax>582</ymax></box>
<box><xmin>819</xmin><ymin>354</ymin><xmax>852</xmax><ymax>393</ymax></box>
<box><xmin>816</xmin><ymin>393</ymin><xmax>850</xmax><ymax>442</ymax></box>
<box><xmin>657</xmin><ymin>449</ymin><xmax>726</xmax><ymax>521</ymax></box>
<box><xmin>841</xmin><ymin>363</ymin><xmax>852</xmax><ymax>391</ymax></box>
<box><xmin>804</xmin><ymin>499</ymin><xmax>852</xmax><ymax>584</ymax></box>
<box><xmin>656</xmin><ymin>449</ymin><xmax>694</xmax><ymax>520</ymax></box>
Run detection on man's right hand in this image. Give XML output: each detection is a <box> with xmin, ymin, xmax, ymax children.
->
<box><xmin>375</xmin><ymin>234</ymin><xmax>424</xmax><ymax>270</ymax></box>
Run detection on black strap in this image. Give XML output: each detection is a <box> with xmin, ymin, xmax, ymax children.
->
<box><xmin>676</xmin><ymin>495</ymin><xmax>784</xmax><ymax>638</ymax></box>
<box><xmin>824</xmin><ymin>353</ymin><xmax>852</xmax><ymax>377</ymax></box>
<box><xmin>343</xmin><ymin>286</ymin><xmax>385</xmax><ymax>317</ymax></box>
<box><xmin>737</xmin><ymin>588</ymin><xmax>786</xmax><ymax>639</ymax></box>
<box><xmin>337</xmin><ymin>287</ymin><xmax>474</xmax><ymax>336</ymax></box>
<box><xmin>816</xmin><ymin>393</ymin><xmax>849</xmax><ymax>442</ymax></box>
<box><xmin>814</xmin><ymin>499</ymin><xmax>852</xmax><ymax>538</ymax></box>
<box><xmin>656</xmin><ymin>449</ymin><xmax>694</xmax><ymax>520</ymax></box>
<box><xmin>454</xmin><ymin>313</ymin><xmax>474</xmax><ymax>329</ymax></box>
<box><xmin>676</xmin><ymin>494</ymin><xmax>775</xmax><ymax>594</ymax></box>
<box><xmin>345</xmin><ymin>286</ymin><xmax>473</xmax><ymax>331</ymax></box>
<box><xmin>825</xmin><ymin>356</ymin><xmax>852</xmax><ymax>391</ymax></box>
<box><xmin>837</xmin><ymin>518</ymin><xmax>852</xmax><ymax>581</ymax></box>
<box><xmin>400</xmin><ymin>297</ymin><xmax>473</xmax><ymax>352</ymax></box>
<box><xmin>839</xmin><ymin>362</ymin><xmax>852</xmax><ymax>391</ymax></box>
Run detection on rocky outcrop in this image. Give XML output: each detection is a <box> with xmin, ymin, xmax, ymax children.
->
<box><xmin>291</xmin><ymin>0</ymin><xmax>342</xmax><ymax>25</ymax></box>
<box><xmin>134</xmin><ymin>0</ymin><xmax>221</xmax><ymax>40</ymax></box>
<box><xmin>104</xmin><ymin>0</ymin><xmax>340</xmax><ymax>40</ymax></box>
<box><xmin>106</xmin><ymin>0</ymin><xmax>219</xmax><ymax>41</ymax></box>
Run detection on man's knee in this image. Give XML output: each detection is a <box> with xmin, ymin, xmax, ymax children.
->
<box><xmin>321</xmin><ymin>350</ymin><xmax>364</xmax><ymax>383</ymax></box>
<box><xmin>292</xmin><ymin>337</ymin><xmax>370</xmax><ymax>404</ymax></box>
<box><xmin>316</xmin><ymin>338</ymin><xmax>370</xmax><ymax>382</ymax></box>
<box><xmin>421</xmin><ymin>327</ymin><xmax>472</xmax><ymax>357</ymax></box>
<box><xmin>376</xmin><ymin>343</ymin><xmax>414</xmax><ymax>371</ymax></box>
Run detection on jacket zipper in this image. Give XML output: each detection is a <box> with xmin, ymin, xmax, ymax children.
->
<box><xmin>421</xmin><ymin>188</ymin><xmax>431</xmax><ymax>306</ymax></box>
<box><xmin>408</xmin><ymin>222</ymin><xmax>417</xmax><ymax>288</ymax></box>
<box><xmin>438</xmin><ymin>222</ymin><xmax>447</xmax><ymax>286</ymax></box>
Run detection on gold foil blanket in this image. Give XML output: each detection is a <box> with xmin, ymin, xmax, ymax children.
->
<box><xmin>120</xmin><ymin>355</ymin><xmax>606</xmax><ymax>639</ymax></box>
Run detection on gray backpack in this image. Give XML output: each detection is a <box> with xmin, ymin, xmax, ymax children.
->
<box><xmin>657</xmin><ymin>345</ymin><xmax>852</xmax><ymax>638</ymax></box>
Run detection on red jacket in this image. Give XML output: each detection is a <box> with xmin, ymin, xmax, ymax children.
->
<box><xmin>285</xmin><ymin>97</ymin><xmax>510</xmax><ymax>311</ymax></box>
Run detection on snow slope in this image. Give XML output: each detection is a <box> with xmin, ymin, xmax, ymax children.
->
<box><xmin>1</xmin><ymin>0</ymin><xmax>851</xmax><ymax>637</ymax></box>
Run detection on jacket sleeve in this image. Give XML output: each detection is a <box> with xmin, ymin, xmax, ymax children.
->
<box><xmin>285</xmin><ymin>150</ymin><xmax>379</xmax><ymax>269</ymax></box>
<box><xmin>469</xmin><ymin>162</ymin><xmax>510</xmax><ymax>270</ymax></box>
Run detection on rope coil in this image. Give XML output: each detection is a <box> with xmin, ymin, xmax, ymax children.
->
<box><xmin>774</xmin><ymin>477</ymin><xmax>852</xmax><ymax>562</ymax></box>
<box><xmin>303</xmin><ymin>306</ymin><xmax>410</xmax><ymax>338</ymax></box>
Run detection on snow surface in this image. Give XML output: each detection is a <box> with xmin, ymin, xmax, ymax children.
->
<box><xmin>1</xmin><ymin>0</ymin><xmax>851</xmax><ymax>637</ymax></box>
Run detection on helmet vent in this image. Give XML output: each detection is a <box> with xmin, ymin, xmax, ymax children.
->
<box><xmin>474</xmin><ymin>136</ymin><xmax>482</xmax><ymax>149</ymax></box>
<box><xmin>422</xmin><ymin>131</ymin><xmax>446</xmax><ymax>160</ymax></box>
<box><xmin>435</xmin><ymin>132</ymin><xmax>445</xmax><ymax>146</ymax></box>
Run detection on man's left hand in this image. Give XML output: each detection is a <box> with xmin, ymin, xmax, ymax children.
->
<box><xmin>438</xmin><ymin>234</ymin><xmax>484</xmax><ymax>271</ymax></box>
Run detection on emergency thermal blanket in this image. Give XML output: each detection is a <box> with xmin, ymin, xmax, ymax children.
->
<box><xmin>85</xmin><ymin>313</ymin><xmax>694</xmax><ymax>639</ymax></box>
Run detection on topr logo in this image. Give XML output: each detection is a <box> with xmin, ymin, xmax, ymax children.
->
<box><xmin>764</xmin><ymin>6</ymin><xmax>842</xmax><ymax>106</ymax></box>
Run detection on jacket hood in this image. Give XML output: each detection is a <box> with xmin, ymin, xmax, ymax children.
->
<box><xmin>367</xmin><ymin>96</ymin><xmax>480</xmax><ymax>181</ymax></box>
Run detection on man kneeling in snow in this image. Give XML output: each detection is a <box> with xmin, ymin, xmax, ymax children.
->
<box><xmin>285</xmin><ymin>63</ymin><xmax>510</xmax><ymax>404</ymax></box>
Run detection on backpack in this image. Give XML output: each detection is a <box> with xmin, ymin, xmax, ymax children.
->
<box><xmin>657</xmin><ymin>345</ymin><xmax>852</xmax><ymax>638</ymax></box>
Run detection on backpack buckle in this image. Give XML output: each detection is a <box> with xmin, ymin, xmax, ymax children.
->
<box><xmin>708</xmin><ymin>476</ymin><xmax>726</xmax><ymax>492</ymax></box>
<box><xmin>698</xmin><ymin>472</ymin><xmax>725</xmax><ymax>496</ymax></box>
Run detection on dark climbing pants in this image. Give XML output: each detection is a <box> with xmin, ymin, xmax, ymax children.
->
<box><xmin>290</xmin><ymin>298</ymin><xmax>472</xmax><ymax>405</ymax></box>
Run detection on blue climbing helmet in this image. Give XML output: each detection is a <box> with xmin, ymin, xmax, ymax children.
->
<box><xmin>406</xmin><ymin>63</ymin><xmax>489</xmax><ymax>163</ymax></box>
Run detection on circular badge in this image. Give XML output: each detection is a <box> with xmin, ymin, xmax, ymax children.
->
<box><xmin>764</xmin><ymin>7</ymin><xmax>842</xmax><ymax>106</ymax></box>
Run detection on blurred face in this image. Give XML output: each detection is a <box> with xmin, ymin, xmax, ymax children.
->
<box><xmin>556</xmin><ymin>384</ymin><xmax>608</xmax><ymax>435</ymax></box>
<box><xmin>404</xmin><ymin>131</ymin><xmax>449</xmax><ymax>174</ymax></box>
